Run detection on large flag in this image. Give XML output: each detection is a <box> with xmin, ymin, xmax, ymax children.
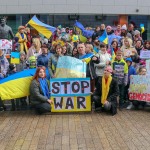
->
<box><xmin>0</xmin><ymin>69</ymin><xmax>50</xmax><ymax>100</ymax></box>
<box><xmin>98</xmin><ymin>30</ymin><xmax>108</xmax><ymax>45</ymax></box>
<box><xmin>27</xmin><ymin>15</ymin><xmax>56</xmax><ymax>39</ymax></box>
<box><xmin>140</xmin><ymin>24</ymin><xmax>145</xmax><ymax>34</ymax></box>
<box><xmin>55</xmin><ymin>56</ymin><xmax>86</xmax><ymax>78</ymax></box>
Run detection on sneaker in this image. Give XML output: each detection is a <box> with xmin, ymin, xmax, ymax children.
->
<box><xmin>126</xmin><ymin>102</ymin><xmax>134</xmax><ymax>110</ymax></box>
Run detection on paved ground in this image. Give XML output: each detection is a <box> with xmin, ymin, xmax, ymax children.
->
<box><xmin>0</xmin><ymin>108</ymin><xmax>150</xmax><ymax>150</ymax></box>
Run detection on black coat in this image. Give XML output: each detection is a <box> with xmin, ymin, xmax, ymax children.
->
<box><xmin>30</xmin><ymin>79</ymin><xmax>50</xmax><ymax>105</ymax></box>
<box><xmin>86</xmin><ymin>55</ymin><xmax>99</xmax><ymax>79</ymax></box>
<box><xmin>94</xmin><ymin>77</ymin><xmax>119</xmax><ymax>113</ymax></box>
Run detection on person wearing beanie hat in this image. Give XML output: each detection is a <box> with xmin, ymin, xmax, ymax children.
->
<box><xmin>121</xmin><ymin>24</ymin><xmax>127</xmax><ymax>30</ymax></box>
<box><xmin>125</xmin><ymin>57</ymin><xmax>136</xmax><ymax>109</ymax></box>
<box><xmin>15</xmin><ymin>26</ymin><xmax>28</xmax><ymax>54</ymax></box>
<box><xmin>93</xmin><ymin>65</ymin><xmax>119</xmax><ymax>115</ymax></box>
<box><xmin>106</xmin><ymin>25</ymin><xmax>114</xmax><ymax>35</ymax></box>
<box><xmin>134</xmin><ymin>30</ymin><xmax>143</xmax><ymax>43</ymax></box>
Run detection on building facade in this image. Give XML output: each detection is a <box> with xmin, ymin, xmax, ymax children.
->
<box><xmin>0</xmin><ymin>0</ymin><xmax>150</xmax><ymax>39</ymax></box>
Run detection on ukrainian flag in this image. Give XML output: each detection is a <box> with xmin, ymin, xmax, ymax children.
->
<box><xmin>110</xmin><ymin>48</ymin><xmax>115</xmax><ymax>61</ymax></box>
<box><xmin>93</xmin><ymin>47</ymin><xmax>99</xmax><ymax>54</ymax></box>
<box><xmin>140</xmin><ymin>24</ymin><xmax>145</xmax><ymax>34</ymax></box>
<box><xmin>28</xmin><ymin>15</ymin><xmax>56</xmax><ymax>39</ymax></box>
<box><xmin>81</xmin><ymin>53</ymin><xmax>94</xmax><ymax>64</ymax></box>
<box><xmin>0</xmin><ymin>69</ymin><xmax>50</xmax><ymax>100</ymax></box>
<box><xmin>10</xmin><ymin>52</ymin><xmax>20</xmax><ymax>64</ymax></box>
<box><xmin>98</xmin><ymin>30</ymin><xmax>108</xmax><ymax>45</ymax></box>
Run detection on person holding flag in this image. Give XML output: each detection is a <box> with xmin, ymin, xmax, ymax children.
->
<box><xmin>77</xmin><ymin>43</ymin><xmax>99</xmax><ymax>92</ymax></box>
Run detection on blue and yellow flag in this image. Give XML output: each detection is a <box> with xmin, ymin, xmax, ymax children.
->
<box><xmin>74</xmin><ymin>21</ymin><xmax>94</xmax><ymax>38</ymax></box>
<box><xmin>110</xmin><ymin>48</ymin><xmax>115</xmax><ymax>61</ymax></box>
<box><xmin>28</xmin><ymin>15</ymin><xmax>56</xmax><ymax>39</ymax></box>
<box><xmin>93</xmin><ymin>47</ymin><xmax>99</xmax><ymax>54</ymax></box>
<box><xmin>140</xmin><ymin>24</ymin><xmax>145</xmax><ymax>34</ymax></box>
<box><xmin>11</xmin><ymin>52</ymin><xmax>20</xmax><ymax>64</ymax></box>
<box><xmin>81</xmin><ymin>53</ymin><xmax>94</xmax><ymax>64</ymax></box>
<box><xmin>0</xmin><ymin>69</ymin><xmax>50</xmax><ymax>100</ymax></box>
<box><xmin>98</xmin><ymin>30</ymin><xmax>108</xmax><ymax>45</ymax></box>
<box><xmin>55</xmin><ymin>56</ymin><xmax>86</xmax><ymax>78</ymax></box>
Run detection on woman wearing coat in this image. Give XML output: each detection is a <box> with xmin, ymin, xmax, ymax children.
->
<box><xmin>15</xmin><ymin>26</ymin><xmax>28</xmax><ymax>54</ymax></box>
<box><xmin>30</xmin><ymin>66</ymin><xmax>53</xmax><ymax>114</ymax></box>
<box><xmin>93</xmin><ymin>66</ymin><xmax>119</xmax><ymax>116</ymax></box>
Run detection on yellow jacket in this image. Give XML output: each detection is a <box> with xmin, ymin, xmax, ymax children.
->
<box><xmin>15</xmin><ymin>32</ymin><xmax>28</xmax><ymax>54</ymax></box>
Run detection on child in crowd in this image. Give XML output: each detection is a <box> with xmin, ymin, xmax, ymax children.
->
<box><xmin>125</xmin><ymin>58</ymin><xmax>136</xmax><ymax>109</ymax></box>
<box><xmin>112</xmin><ymin>50</ymin><xmax>128</xmax><ymax>110</ymax></box>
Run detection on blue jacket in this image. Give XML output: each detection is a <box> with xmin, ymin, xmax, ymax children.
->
<box><xmin>128</xmin><ymin>65</ymin><xmax>136</xmax><ymax>83</ymax></box>
<box><xmin>37</xmin><ymin>53</ymin><xmax>52</xmax><ymax>68</ymax></box>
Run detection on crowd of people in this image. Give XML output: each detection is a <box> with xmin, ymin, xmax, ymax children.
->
<box><xmin>0</xmin><ymin>21</ymin><xmax>150</xmax><ymax>115</ymax></box>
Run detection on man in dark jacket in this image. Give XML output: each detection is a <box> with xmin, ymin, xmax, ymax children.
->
<box><xmin>77</xmin><ymin>43</ymin><xmax>99</xmax><ymax>92</ymax></box>
<box><xmin>93</xmin><ymin>66</ymin><xmax>119</xmax><ymax>115</ymax></box>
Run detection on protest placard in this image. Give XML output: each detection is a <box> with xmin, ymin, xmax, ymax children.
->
<box><xmin>50</xmin><ymin>78</ymin><xmax>91</xmax><ymax>112</ymax></box>
<box><xmin>140</xmin><ymin>50</ymin><xmax>150</xmax><ymax>59</ymax></box>
<box><xmin>129</xmin><ymin>75</ymin><xmax>150</xmax><ymax>102</ymax></box>
<box><xmin>0</xmin><ymin>39</ymin><xmax>12</xmax><ymax>58</ymax></box>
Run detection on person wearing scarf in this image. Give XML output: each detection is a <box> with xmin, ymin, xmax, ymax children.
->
<box><xmin>93</xmin><ymin>66</ymin><xmax>119</xmax><ymax>115</ymax></box>
<box><xmin>30</xmin><ymin>67</ymin><xmax>53</xmax><ymax>114</ymax></box>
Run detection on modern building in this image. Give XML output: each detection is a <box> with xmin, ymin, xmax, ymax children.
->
<box><xmin>0</xmin><ymin>0</ymin><xmax>150</xmax><ymax>39</ymax></box>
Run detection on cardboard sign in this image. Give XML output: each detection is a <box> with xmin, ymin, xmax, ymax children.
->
<box><xmin>129</xmin><ymin>75</ymin><xmax>150</xmax><ymax>102</ymax></box>
<box><xmin>50</xmin><ymin>78</ymin><xmax>91</xmax><ymax>112</ymax></box>
<box><xmin>0</xmin><ymin>39</ymin><xmax>12</xmax><ymax>58</ymax></box>
<box><xmin>140</xmin><ymin>50</ymin><xmax>150</xmax><ymax>59</ymax></box>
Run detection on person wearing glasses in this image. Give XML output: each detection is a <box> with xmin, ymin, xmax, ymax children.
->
<box><xmin>93</xmin><ymin>65</ymin><xmax>119</xmax><ymax>116</ymax></box>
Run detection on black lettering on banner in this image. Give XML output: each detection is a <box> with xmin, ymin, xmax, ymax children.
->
<box><xmin>54</xmin><ymin>97</ymin><xmax>63</xmax><ymax>109</ymax></box>
<box><xmin>65</xmin><ymin>97</ymin><xmax>74</xmax><ymax>109</ymax></box>
<box><xmin>52</xmin><ymin>82</ymin><xmax>60</xmax><ymax>94</ymax></box>
<box><xmin>61</xmin><ymin>82</ymin><xmax>70</xmax><ymax>94</ymax></box>
<box><xmin>77</xmin><ymin>97</ymin><xmax>86</xmax><ymax>109</ymax></box>
<box><xmin>81</xmin><ymin>81</ymin><xmax>89</xmax><ymax>93</ymax></box>
<box><xmin>72</xmin><ymin>82</ymin><xmax>80</xmax><ymax>93</ymax></box>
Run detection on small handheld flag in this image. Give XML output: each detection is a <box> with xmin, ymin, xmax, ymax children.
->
<box><xmin>98</xmin><ymin>30</ymin><xmax>108</xmax><ymax>45</ymax></box>
<box><xmin>140</xmin><ymin>24</ymin><xmax>145</xmax><ymax>34</ymax></box>
<box><xmin>10</xmin><ymin>52</ymin><xmax>20</xmax><ymax>64</ymax></box>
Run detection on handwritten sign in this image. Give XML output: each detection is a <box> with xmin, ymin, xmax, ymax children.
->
<box><xmin>129</xmin><ymin>75</ymin><xmax>150</xmax><ymax>102</ymax></box>
<box><xmin>140</xmin><ymin>50</ymin><xmax>150</xmax><ymax>59</ymax></box>
<box><xmin>0</xmin><ymin>39</ymin><xmax>12</xmax><ymax>58</ymax></box>
<box><xmin>50</xmin><ymin>78</ymin><xmax>91</xmax><ymax>112</ymax></box>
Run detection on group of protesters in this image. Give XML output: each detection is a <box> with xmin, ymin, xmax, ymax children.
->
<box><xmin>0</xmin><ymin>21</ymin><xmax>150</xmax><ymax>115</ymax></box>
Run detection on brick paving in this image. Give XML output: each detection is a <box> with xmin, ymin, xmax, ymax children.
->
<box><xmin>0</xmin><ymin>108</ymin><xmax>150</xmax><ymax>150</ymax></box>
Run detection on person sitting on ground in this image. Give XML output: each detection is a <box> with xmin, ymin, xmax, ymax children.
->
<box><xmin>93</xmin><ymin>65</ymin><xmax>119</xmax><ymax>116</ymax></box>
<box><xmin>30</xmin><ymin>66</ymin><xmax>53</xmax><ymax>114</ymax></box>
